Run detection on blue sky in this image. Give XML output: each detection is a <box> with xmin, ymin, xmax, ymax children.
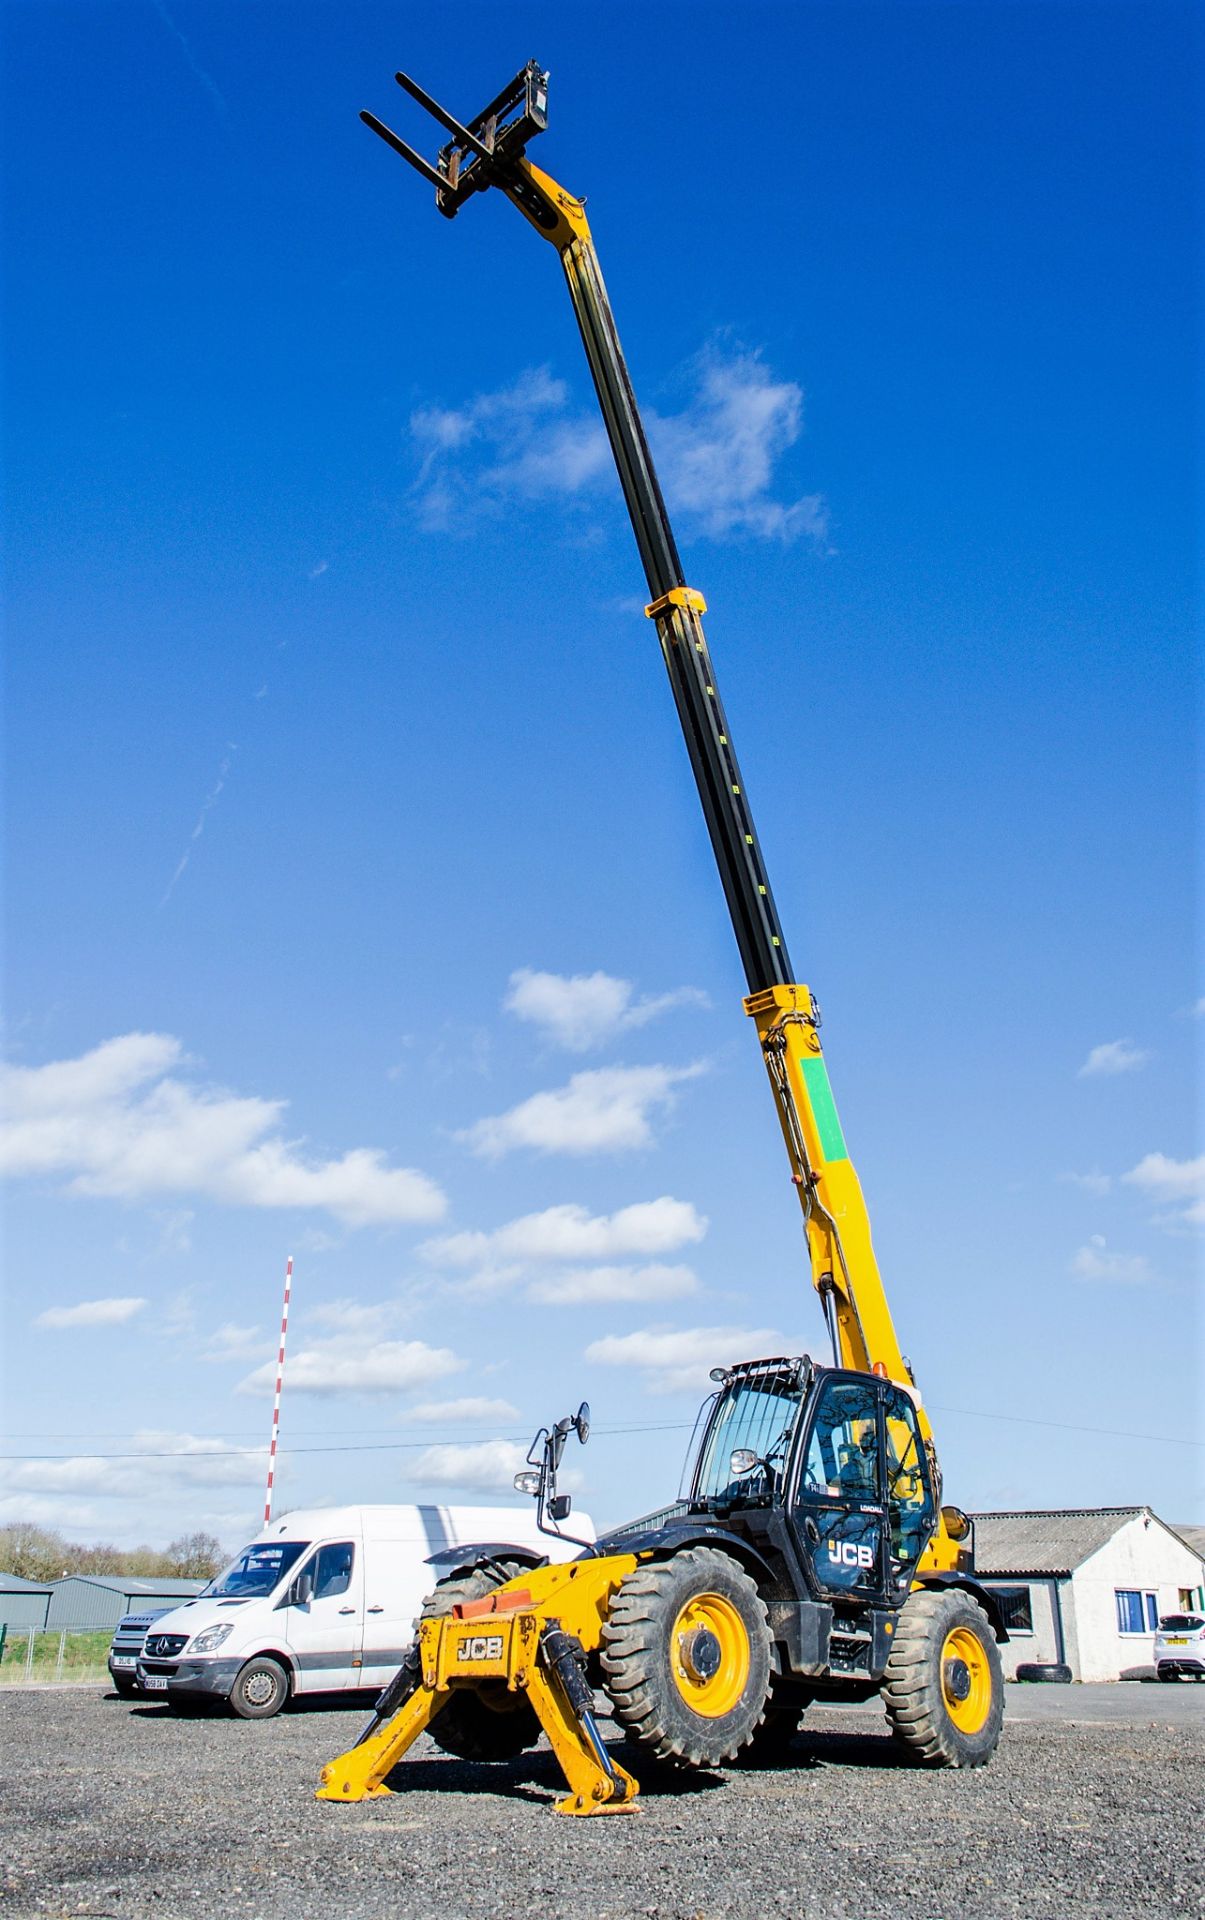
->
<box><xmin>2</xmin><ymin>1</ymin><xmax>1199</xmax><ymax>1553</ymax></box>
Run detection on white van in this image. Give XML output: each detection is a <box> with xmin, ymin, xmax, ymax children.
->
<box><xmin>135</xmin><ymin>1502</ymin><xmax>592</xmax><ymax>1717</ymax></box>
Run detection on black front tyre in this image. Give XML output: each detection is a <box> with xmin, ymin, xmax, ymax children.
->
<box><xmin>419</xmin><ymin>1561</ymin><xmax>540</xmax><ymax>1762</ymax></box>
<box><xmin>111</xmin><ymin>1678</ymin><xmax>139</xmax><ymax>1699</ymax></box>
<box><xmin>600</xmin><ymin>1545</ymin><xmax>772</xmax><ymax>1769</ymax></box>
<box><xmin>882</xmin><ymin>1588</ymin><xmax>1004</xmax><ymax>1767</ymax></box>
<box><xmin>228</xmin><ymin>1656</ymin><xmax>290</xmax><ymax>1719</ymax></box>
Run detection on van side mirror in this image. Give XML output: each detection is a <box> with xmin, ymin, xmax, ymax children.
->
<box><xmin>548</xmin><ymin>1494</ymin><xmax>572</xmax><ymax>1523</ymax></box>
<box><xmin>293</xmin><ymin>1570</ymin><xmax>314</xmax><ymax>1605</ymax></box>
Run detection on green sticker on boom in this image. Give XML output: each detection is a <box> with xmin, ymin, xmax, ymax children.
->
<box><xmin>800</xmin><ymin>1056</ymin><xmax>848</xmax><ymax>1162</ymax></box>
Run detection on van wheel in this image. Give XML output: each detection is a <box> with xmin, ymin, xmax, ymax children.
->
<box><xmin>419</xmin><ymin>1561</ymin><xmax>539</xmax><ymax>1762</ymax></box>
<box><xmin>229</xmin><ymin>1656</ymin><xmax>290</xmax><ymax>1719</ymax></box>
<box><xmin>111</xmin><ymin>1679</ymin><xmax>138</xmax><ymax>1699</ymax></box>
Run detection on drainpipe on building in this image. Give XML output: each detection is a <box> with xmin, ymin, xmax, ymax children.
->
<box><xmin>1052</xmin><ymin>1578</ymin><xmax>1068</xmax><ymax>1670</ymax></box>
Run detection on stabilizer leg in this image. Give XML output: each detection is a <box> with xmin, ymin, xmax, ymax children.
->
<box><xmin>524</xmin><ymin>1663</ymin><xmax>639</xmax><ymax>1816</ymax></box>
<box><xmin>316</xmin><ymin>1682</ymin><xmax>445</xmax><ymax>1801</ymax></box>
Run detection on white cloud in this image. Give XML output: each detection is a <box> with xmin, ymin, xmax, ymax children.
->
<box><xmin>238</xmin><ymin>1338</ymin><xmax>461</xmax><ymax>1399</ymax></box>
<box><xmin>585</xmin><ymin>1323</ymin><xmax>787</xmax><ymax>1395</ymax></box>
<box><xmin>2</xmin><ymin>1430</ymin><xmax>267</xmax><ymax>1502</ymax></box>
<box><xmin>650</xmin><ymin>349</ymin><xmax>827</xmax><ymax>543</ymax></box>
<box><xmin>1077</xmin><ymin>1039</ymin><xmax>1150</xmax><ymax>1079</ymax></box>
<box><xmin>1069</xmin><ymin>1235</ymin><xmax>1153</xmax><ymax>1285</ymax></box>
<box><xmin>1058</xmin><ymin>1170</ymin><xmax>1113</xmax><ymax>1197</ymax></box>
<box><xmin>410</xmin><ymin>347</ymin><xmax>827</xmax><ymax>547</ymax></box>
<box><xmin>405</xmin><ymin>1397</ymin><xmax>520</xmax><ymax>1424</ymax></box>
<box><xmin>199</xmin><ymin>1322</ymin><xmax>267</xmax><ymax>1364</ymax></box>
<box><xmin>35</xmin><ymin>1296</ymin><xmax>147</xmax><ymax>1330</ymax></box>
<box><xmin>526</xmin><ymin>1263</ymin><xmax>698</xmax><ymax>1307</ymax></box>
<box><xmin>423</xmin><ymin>1196</ymin><xmax>707</xmax><ymax>1269</ymax></box>
<box><xmin>504</xmin><ymin>968</ymin><xmax>708</xmax><ymax>1052</ymax></box>
<box><xmin>460</xmin><ymin>1063</ymin><xmax>703</xmax><ymax>1159</ymax></box>
<box><xmin>1123</xmin><ymin>1152</ymin><xmax>1205</xmax><ymax>1228</ymax></box>
<box><xmin>410</xmin><ymin>1439</ymin><xmax>582</xmax><ymax>1495</ymax></box>
<box><xmin>0</xmin><ymin>1033</ymin><xmax>446</xmax><ymax>1228</ymax></box>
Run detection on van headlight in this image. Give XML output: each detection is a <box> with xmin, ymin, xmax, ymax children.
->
<box><xmin>190</xmin><ymin>1623</ymin><xmax>233</xmax><ymax>1654</ymax></box>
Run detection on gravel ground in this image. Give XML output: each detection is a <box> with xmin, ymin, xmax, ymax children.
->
<box><xmin>2</xmin><ymin>1686</ymin><xmax>1201</xmax><ymax>1920</ymax></box>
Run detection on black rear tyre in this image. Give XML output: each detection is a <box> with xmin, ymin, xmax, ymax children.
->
<box><xmin>1015</xmin><ymin>1661</ymin><xmax>1072</xmax><ymax>1684</ymax></box>
<box><xmin>419</xmin><ymin>1561</ymin><xmax>540</xmax><ymax>1762</ymax></box>
<box><xmin>600</xmin><ymin>1546</ymin><xmax>772</xmax><ymax>1769</ymax></box>
<box><xmin>882</xmin><ymin>1588</ymin><xmax>1004</xmax><ymax>1767</ymax></box>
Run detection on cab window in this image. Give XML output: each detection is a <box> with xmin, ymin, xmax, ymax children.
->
<box><xmin>799</xmin><ymin>1378</ymin><xmax>880</xmax><ymax>1501</ymax></box>
<box><xmin>882</xmin><ymin>1384</ymin><xmax>935</xmax><ymax>1576</ymax></box>
<box><xmin>311</xmin><ymin>1541</ymin><xmax>355</xmax><ymax>1599</ymax></box>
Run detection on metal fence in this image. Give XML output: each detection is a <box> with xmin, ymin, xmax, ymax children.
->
<box><xmin>0</xmin><ymin>1623</ymin><xmax>113</xmax><ymax>1685</ymax></box>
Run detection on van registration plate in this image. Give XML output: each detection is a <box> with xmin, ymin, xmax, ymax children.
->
<box><xmin>142</xmin><ymin>1674</ymin><xmax>169</xmax><ymax>1690</ymax></box>
<box><xmin>111</xmin><ymin>1655</ymin><xmax>136</xmax><ymax>1669</ymax></box>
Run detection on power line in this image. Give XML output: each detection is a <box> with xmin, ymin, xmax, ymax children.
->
<box><xmin>0</xmin><ymin>1422</ymin><xmax>693</xmax><ymax>1463</ymax></box>
<box><xmin>0</xmin><ymin>1405</ymin><xmax>1198</xmax><ymax>1464</ymax></box>
<box><xmin>927</xmin><ymin>1402</ymin><xmax>1203</xmax><ymax>1451</ymax></box>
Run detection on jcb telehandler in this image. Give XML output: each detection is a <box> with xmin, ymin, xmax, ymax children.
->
<box><xmin>319</xmin><ymin>61</ymin><xmax>1006</xmax><ymax>1817</ymax></box>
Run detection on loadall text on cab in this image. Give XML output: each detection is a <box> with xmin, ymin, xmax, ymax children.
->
<box><xmin>319</xmin><ymin>60</ymin><xmax>1006</xmax><ymax>1818</ymax></box>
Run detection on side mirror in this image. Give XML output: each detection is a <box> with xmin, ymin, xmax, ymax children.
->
<box><xmin>293</xmin><ymin>1570</ymin><xmax>314</xmax><ymax>1606</ymax></box>
<box><xmin>513</xmin><ymin>1470</ymin><xmax>541</xmax><ymax>1496</ymax></box>
<box><xmin>730</xmin><ymin>1448</ymin><xmax>758</xmax><ymax>1476</ymax></box>
<box><xmin>574</xmin><ymin>1401</ymin><xmax>590</xmax><ymax>1445</ymax></box>
<box><xmin>548</xmin><ymin>1494</ymin><xmax>572</xmax><ymax>1523</ymax></box>
<box><xmin>941</xmin><ymin>1505</ymin><xmax>972</xmax><ymax>1542</ymax></box>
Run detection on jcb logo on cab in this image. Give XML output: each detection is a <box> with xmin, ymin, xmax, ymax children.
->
<box><xmin>827</xmin><ymin>1540</ymin><xmax>875</xmax><ymax>1570</ymax></box>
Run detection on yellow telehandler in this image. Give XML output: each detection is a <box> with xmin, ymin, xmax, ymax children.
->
<box><xmin>318</xmin><ymin>61</ymin><xmax>1006</xmax><ymax>1818</ymax></box>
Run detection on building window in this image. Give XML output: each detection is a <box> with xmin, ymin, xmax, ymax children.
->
<box><xmin>995</xmin><ymin>1586</ymin><xmax>1034</xmax><ymax>1633</ymax></box>
<box><xmin>1115</xmin><ymin>1589</ymin><xmax>1158</xmax><ymax>1635</ymax></box>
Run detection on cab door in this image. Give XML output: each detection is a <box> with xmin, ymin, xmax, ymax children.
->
<box><xmin>281</xmin><ymin>1538</ymin><xmax>364</xmax><ymax>1693</ymax></box>
<box><xmin>791</xmin><ymin>1374</ymin><xmax>890</xmax><ymax>1604</ymax></box>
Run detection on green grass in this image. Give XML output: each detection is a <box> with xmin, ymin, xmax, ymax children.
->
<box><xmin>0</xmin><ymin>1628</ymin><xmax>112</xmax><ymax>1684</ymax></box>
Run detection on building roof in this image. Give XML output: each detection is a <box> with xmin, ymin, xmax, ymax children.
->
<box><xmin>51</xmin><ymin>1575</ymin><xmax>206</xmax><ymax>1596</ymax></box>
<box><xmin>972</xmin><ymin>1507</ymin><xmax>1159</xmax><ymax>1576</ymax></box>
<box><xmin>1171</xmin><ymin>1524</ymin><xmax>1205</xmax><ymax>1561</ymax></box>
<box><xmin>0</xmin><ymin>1571</ymin><xmax>54</xmax><ymax>1594</ymax></box>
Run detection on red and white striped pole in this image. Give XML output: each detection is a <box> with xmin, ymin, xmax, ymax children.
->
<box><xmin>264</xmin><ymin>1254</ymin><xmax>293</xmax><ymax>1525</ymax></box>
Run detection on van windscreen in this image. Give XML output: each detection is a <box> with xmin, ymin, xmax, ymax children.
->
<box><xmin>209</xmin><ymin>1540</ymin><xmax>309</xmax><ymax>1598</ymax></box>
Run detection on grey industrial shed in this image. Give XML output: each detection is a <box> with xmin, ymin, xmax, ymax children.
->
<box><xmin>0</xmin><ymin>1573</ymin><xmax>53</xmax><ymax>1630</ymax></box>
<box><xmin>46</xmin><ymin>1575</ymin><xmax>206</xmax><ymax>1631</ymax></box>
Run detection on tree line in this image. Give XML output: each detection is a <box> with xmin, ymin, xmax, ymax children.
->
<box><xmin>0</xmin><ymin>1522</ymin><xmax>228</xmax><ymax>1583</ymax></box>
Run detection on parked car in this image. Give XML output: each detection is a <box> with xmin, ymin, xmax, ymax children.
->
<box><xmin>1154</xmin><ymin>1612</ymin><xmax>1205</xmax><ymax>1680</ymax></box>
<box><xmin>135</xmin><ymin>1502</ymin><xmax>593</xmax><ymax>1718</ymax></box>
<box><xmin>108</xmin><ymin>1607</ymin><xmax>180</xmax><ymax>1696</ymax></box>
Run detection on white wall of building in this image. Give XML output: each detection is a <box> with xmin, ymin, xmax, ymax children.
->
<box><xmin>1068</xmin><ymin>1515</ymin><xmax>1204</xmax><ymax>1682</ymax></box>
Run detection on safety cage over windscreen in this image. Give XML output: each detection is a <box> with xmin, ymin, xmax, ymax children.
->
<box><xmin>688</xmin><ymin>1357</ymin><xmax>813</xmax><ymax>1511</ymax></box>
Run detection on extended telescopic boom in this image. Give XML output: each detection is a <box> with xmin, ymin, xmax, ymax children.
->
<box><xmin>362</xmin><ymin>65</ymin><xmax>958</xmax><ymax>1565</ymax></box>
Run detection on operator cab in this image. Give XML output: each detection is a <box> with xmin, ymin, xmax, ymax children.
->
<box><xmin>688</xmin><ymin>1356</ymin><xmax>939</xmax><ymax>1606</ymax></box>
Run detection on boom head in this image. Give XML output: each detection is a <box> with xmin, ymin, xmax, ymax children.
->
<box><xmin>361</xmin><ymin>60</ymin><xmax>550</xmax><ymax>220</ymax></box>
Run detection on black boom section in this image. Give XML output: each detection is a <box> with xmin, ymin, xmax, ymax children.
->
<box><xmin>361</xmin><ymin>61</ymin><xmax>796</xmax><ymax>994</ymax></box>
<box><xmin>559</xmin><ymin>241</ymin><xmax>795</xmax><ymax>993</ymax></box>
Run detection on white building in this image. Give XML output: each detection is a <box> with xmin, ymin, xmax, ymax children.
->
<box><xmin>971</xmin><ymin>1507</ymin><xmax>1205</xmax><ymax>1682</ymax></box>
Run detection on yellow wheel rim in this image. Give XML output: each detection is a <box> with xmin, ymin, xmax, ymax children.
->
<box><xmin>941</xmin><ymin>1625</ymin><xmax>992</xmax><ymax>1734</ymax></box>
<box><xmin>670</xmin><ymin>1591</ymin><xmax>750</xmax><ymax>1718</ymax></box>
